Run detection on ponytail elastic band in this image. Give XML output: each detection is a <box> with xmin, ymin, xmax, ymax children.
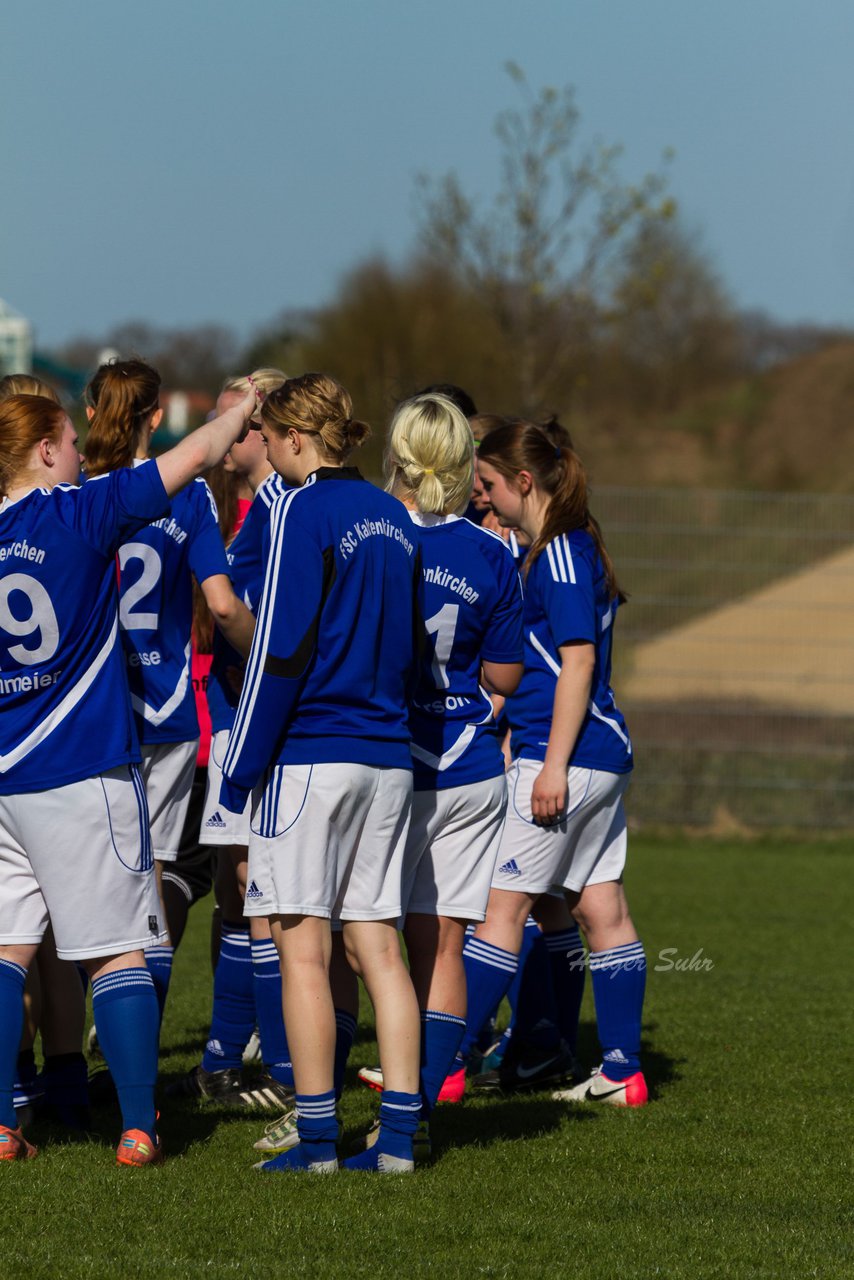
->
<box><xmin>555</xmin><ymin>446</ymin><xmax>562</xmax><ymax>459</ymax></box>
<box><xmin>424</xmin><ymin>468</ymin><xmax>435</xmax><ymax>475</ymax></box>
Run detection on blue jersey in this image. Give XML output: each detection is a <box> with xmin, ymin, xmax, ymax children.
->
<box><xmin>408</xmin><ymin>514</ymin><xmax>524</xmax><ymax>791</ymax></box>
<box><xmin>207</xmin><ymin>472</ymin><xmax>287</xmax><ymax>733</ymax></box>
<box><xmin>0</xmin><ymin>463</ymin><xmax>170</xmax><ymax>794</ymax></box>
<box><xmin>506</xmin><ymin>530</ymin><xmax>632</xmax><ymax>774</ymax></box>
<box><xmin>118</xmin><ymin>470</ymin><xmax>228</xmax><ymax>745</ymax></box>
<box><xmin>220</xmin><ymin>468</ymin><xmax>419</xmax><ymax>813</ymax></box>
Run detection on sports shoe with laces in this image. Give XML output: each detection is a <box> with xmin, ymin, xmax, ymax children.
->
<box><xmin>553</xmin><ymin>1065</ymin><xmax>648</xmax><ymax>1107</ymax></box>
<box><xmin>473</xmin><ymin>1039</ymin><xmax>580</xmax><ymax>1093</ymax></box>
<box><xmin>365</xmin><ymin>1117</ymin><xmax>432</xmax><ymax>1164</ymax></box>
<box><xmin>253</xmin><ymin>1105</ymin><xmax>343</xmax><ymax>1154</ymax></box>
<box><xmin>0</xmin><ymin>1124</ymin><xmax>37</xmax><ymax>1160</ymax></box>
<box><xmin>116</xmin><ymin>1127</ymin><xmax>163</xmax><ymax>1166</ymax></box>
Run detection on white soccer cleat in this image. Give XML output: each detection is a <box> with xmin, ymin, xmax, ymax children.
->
<box><xmin>242</xmin><ymin>1029</ymin><xmax>263</xmax><ymax>1065</ymax></box>
<box><xmin>357</xmin><ymin>1064</ymin><xmax>384</xmax><ymax>1093</ymax></box>
<box><xmin>552</xmin><ymin>1065</ymin><xmax>648</xmax><ymax>1107</ymax></box>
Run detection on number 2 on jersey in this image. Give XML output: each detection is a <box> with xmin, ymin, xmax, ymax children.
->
<box><xmin>0</xmin><ymin>573</ymin><xmax>60</xmax><ymax>665</ymax></box>
<box><xmin>425</xmin><ymin>603</ymin><xmax>459</xmax><ymax>689</ymax></box>
<box><xmin>118</xmin><ymin>543</ymin><xmax>162</xmax><ymax>631</ymax></box>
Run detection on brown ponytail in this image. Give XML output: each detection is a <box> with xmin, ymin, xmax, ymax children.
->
<box><xmin>478</xmin><ymin>422</ymin><xmax>624</xmax><ymax>602</ymax></box>
<box><xmin>84</xmin><ymin>358</ymin><xmax>161</xmax><ymax>476</ymax></box>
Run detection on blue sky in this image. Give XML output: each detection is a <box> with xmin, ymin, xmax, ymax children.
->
<box><xmin>5</xmin><ymin>0</ymin><xmax>854</xmax><ymax>347</ymax></box>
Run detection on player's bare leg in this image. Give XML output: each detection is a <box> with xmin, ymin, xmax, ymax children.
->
<box><xmin>270</xmin><ymin>915</ymin><xmax>335</xmax><ymax>1096</ymax></box>
<box><xmin>404</xmin><ymin>913</ymin><xmax>467</xmax><ymax>1019</ymax></box>
<box><xmin>342</xmin><ymin>920</ymin><xmax>419</xmax><ymax>1095</ymax></box>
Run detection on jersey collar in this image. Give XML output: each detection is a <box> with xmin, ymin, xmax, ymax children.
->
<box><xmin>407</xmin><ymin>511</ymin><xmax>460</xmax><ymax>528</ymax></box>
<box><xmin>309</xmin><ymin>466</ymin><xmax>363</xmax><ymax>483</ymax></box>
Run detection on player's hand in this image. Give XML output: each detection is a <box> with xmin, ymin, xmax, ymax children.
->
<box><xmin>233</xmin><ymin>388</ymin><xmax>258</xmax><ymax>442</ymax></box>
<box><xmin>531</xmin><ymin>762</ymin><xmax>567</xmax><ymax>826</ymax></box>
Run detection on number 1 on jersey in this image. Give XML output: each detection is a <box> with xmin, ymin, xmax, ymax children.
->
<box><xmin>425</xmin><ymin>603</ymin><xmax>459</xmax><ymax>690</ymax></box>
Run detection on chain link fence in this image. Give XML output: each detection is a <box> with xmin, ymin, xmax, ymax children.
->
<box><xmin>595</xmin><ymin>487</ymin><xmax>854</xmax><ymax>831</ymax></box>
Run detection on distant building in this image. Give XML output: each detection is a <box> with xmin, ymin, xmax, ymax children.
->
<box><xmin>0</xmin><ymin>299</ymin><xmax>33</xmax><ymax>376</ymax></box>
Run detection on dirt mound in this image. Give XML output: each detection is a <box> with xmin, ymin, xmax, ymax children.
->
<box><xmin>622</xmin><ymin>543</ymin><xmax>854</xmax><ymax>714</ymax></box>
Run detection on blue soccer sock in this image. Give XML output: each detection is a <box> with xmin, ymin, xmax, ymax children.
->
<box><xmin>43</xmin><ymin>1052</ymin><xmax>90</xmax><ymax>1125</ymax></box>
<box><xmin>509</xmin><ymin>922</ymin><xmax>561</xmax><ymax>1050</ymax></box>
<box><xmin>145</xmin><ymin>944</ymin><xmax>174</xmax><ymax>1026</ymax></box>
<box><xmin>456</xmin><ymin>937</ymin><xmax>519</xmax><ymax>1066</ymax></box>
<box><xmin>420</xmin><ymin>1010</ymin><xmax>466</xmax><ymax>1117</ymax></box>
<box><xmin>201</xmin><ymin>920</ymin><xmax>254</xmax><ymax>1073</ymax></box>
<box><xmin>251</xmin><ymin>938</ymin><xmax>293</xmax><ymax>1088</ymax></box>
<box><xmin>14</xmin><ymin>1048</ymin><xmax>38</xmax><ymax>1110</ymax></box>
<box><xmin>294</xmin><ymin>1088</ymin><xmax>338</xmax><ymax>1162</ymax></box>
<box><xmin>333</xmin><ymin>1009</ymin><xmax>357</xmax><ymax>1100</ymax></box>
<box><xmin>544</xmin><ymin>926</ymin><xmax>586</xmax><ymax>1053</ymax></box>
<box><xmin>344</xmin><ymin>1089</ymin><xmax>421</xmax><ymax>1170</ymax></box>
<box><xmin>589</xmin><ymin>940</ymin><xmax>646</xmax><ymax>1080</ymax></box>
<box><xmin>91</xmin><ymin>968</ymin><xmax>159</xmax><ymax>1135</ymax></box>
<box><xmin>0</xmin><ymin>960</ymin><xmax>26</xmax><ymax>1128</ymax></box>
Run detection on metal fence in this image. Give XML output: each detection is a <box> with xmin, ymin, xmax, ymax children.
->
<box><xmin>594</xmin><ymin>487</ymin><xmax>854</xmax><ymax>831</ymax></box>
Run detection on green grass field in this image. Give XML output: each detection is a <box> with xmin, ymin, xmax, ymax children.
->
<box><xmin>3</xmin><ymin>835</ymin><xmax>851</xmax><ymax>1279</ymax></box>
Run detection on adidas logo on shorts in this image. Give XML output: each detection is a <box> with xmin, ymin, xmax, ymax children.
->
<box><xmin>499</xmin><ymin>858</ymin><xmax>522</xmax><ymax>877</ymax></box>
<box><xmin>246</xmin><ymin>881</ymin><xmax>264</xmax><ymax>900</ymax></box>
<box><xmin>206</xmin><ymin>811</ymin><xmax>227</xmax><ymax>829</ymax></box>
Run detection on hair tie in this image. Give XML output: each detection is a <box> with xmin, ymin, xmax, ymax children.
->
<box><xmin>555</xmin><ymin>446</ymin><xmax>562</xmax><ymax>460</ymax></box>
<box><xmin>423</xmin><ymin>467</ymin><xmax>435</xmax><ymax>475</ymax></box>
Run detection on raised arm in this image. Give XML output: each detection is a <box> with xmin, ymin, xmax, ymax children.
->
<box><xmin>156</xmin><ymin>390</ymin><xmax>257</xmax><ymax>497</ymax></box>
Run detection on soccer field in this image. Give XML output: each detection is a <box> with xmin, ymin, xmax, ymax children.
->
<box><xmin>4</xmin><ymin>834</ymin><xmax>851</xmax><ymax>1279</ymax></box>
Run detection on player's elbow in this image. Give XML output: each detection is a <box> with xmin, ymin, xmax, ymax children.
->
<box><xmin>482</xmin><ymin>661</ymin><xmax>524</xmax><ymax>697</ymax></box>
<box><xmin>201</xmin><ymin>576</ymin><xmax>238</xmax><ymax>626</ymax></box>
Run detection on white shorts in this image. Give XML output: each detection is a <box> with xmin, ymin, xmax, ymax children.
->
<box><xmin>491</xmin><ymin>759</ymin><xmax>629</xmax><ymax>896</ymax></box>
<box><xmin>0</xmin><ymin>766</ymin><xmax>167</xmax><ymax>961</ymax></box>
<box><xmin>140</xmin><ymin>740</ymin><xmax>198</xmax><ymax>862</ymax></box>
<box><xmin>402</xmin><ymin>775</ymin><xmax>507</xmax><ymax>921</ymax></box>
<box><xmin>245</xmin><ymin>763</ymin><xmax>412</xmax><ymax>921</ymax></box>
<box><xmin>199</xmin><ymin>730</ymin><xmax>250</xmax><ymax>847</ymax></box>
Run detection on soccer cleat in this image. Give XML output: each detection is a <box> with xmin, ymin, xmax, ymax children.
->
<box><xmin>235</xmin><ymin>1073</ymin><xmax>294</xmax><ymax>1112</ymax></box>
<box><xmin>437</xmin><ymin>1065</ymin><xmax>465</xmax><ymax>1103</ymax></box>
<box><xmin>242</xmin><ymin>1029</ymin><xmax>263</xmax><ymax>1065</ymax></box>
<box><xmin>253</xmin><ymin>1106</ymin><xmax>343</xmax><ymax>1154</ymax></box>
<box><xmin>167</xmin><ymin>1064</ymin><xmax>244</xmax><ymax>1101</ymax></box>
<box><xmin>0</xmin><ymin>1124</ymin><xmax>37</xmax><ymax>1161</ymax></box>
<box><xmin>473</xmin><ymin>1040</ymin><xmax>580</xmax><ymax>1093</ymax></box>
<box><xmin>357</xmin><ymin>1064</ymin><xmax>383</xmax><ymax>1093</ymax></box>
<box><xmin>365</xmin><ymin>1117</ymin><xmax>432</xmax><ymax>1164</ymax></box>
<box><xmin>253</xmin><ymin>1142</ymin><xmax>338</xmax><ymax>1174</ymax></box>
<box><xmin>116</xmin><ymin>1127</ymin><xmax>164</xmax><ymax>1166</ymax></box>
<box><xmin>358</xmin><ymin>1063</ymin><xmax>464</xmax><ymax>1104</ymax></box>
<box><xmin>553</xmin><ymin>1065</ymin><xmax>648</xmax><ymax>1107</ymax></box>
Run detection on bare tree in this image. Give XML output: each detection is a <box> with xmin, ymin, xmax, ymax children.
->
<box><xmin>415</xmin><ymin>63</ymin><xmax>675</xmax><ymax>413</ymax></box>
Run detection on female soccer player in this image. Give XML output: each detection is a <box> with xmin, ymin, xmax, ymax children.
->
<box><xmin>385</xmin><ymin>393</ymin><xmax>524</xmax><ymax>1136</ymax></box>
<box><xmin>175</xmin><ymin>369</ymin><xmax>295</xmax><ymax>1109</ymax></box>
<box><xmin>457</xmin><ymin>421</ymin><xmax>648</xmax><ymax>1107</ymax></box>
<box><xmin>219</xmin><ymin>373</ymin><xmax>423</xmax><ymax>1173</ymax></box>
<box><xmin>84</xmin><ymin>359</ymin><xmax>255</xmax><ymax>1023</ymax></box>
<box><xmin>0</xmin><ymin>387</ymin><xmax>257</xmax><ymax>1164</ymax></box>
